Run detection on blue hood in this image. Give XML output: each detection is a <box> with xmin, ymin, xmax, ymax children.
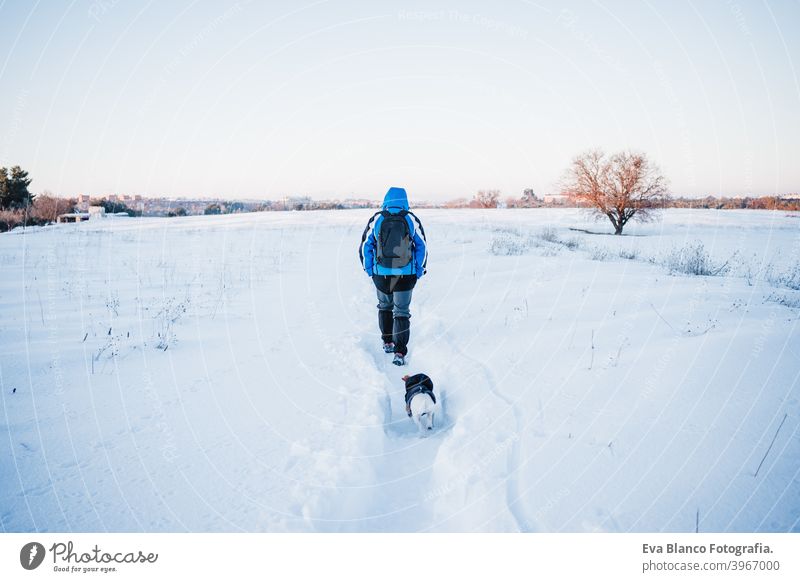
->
<box><xmin>382</xmin><ymin>187</ymin><xmax>409</xmax><ymax>212</ymax></box>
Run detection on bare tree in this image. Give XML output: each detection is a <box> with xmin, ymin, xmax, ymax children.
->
<box><xmin>31</xmin><ymin>191</ymin><xmax>75</xmax><ymax>223</ymax></box>
<box><xmin>561</xmin><ymin>150</ymin><xmax>670</xmax><ymax>234</ymax></box>
<box><xmin>472</xmin><ymin>189</ymin><xmax>500</xmax><ymax>209</ymax></box>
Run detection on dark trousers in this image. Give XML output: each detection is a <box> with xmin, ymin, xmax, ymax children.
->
<box><xmin>376</xmin><ymin>287</ymin><xmax>413</xmax><ymax>355</ymax></box>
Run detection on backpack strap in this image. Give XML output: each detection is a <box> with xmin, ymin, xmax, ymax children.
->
<box><xmin>407</xmin><ymin>211</ymin><xmax>426</xmax><ymax>240</ymax></box>
<box><xmin>358</xmin><ymin>211</ymin><xmax>382</xmax><ymax>269</ymax></box>
<box><xmin>407</xmin><ymin>211</ymin><xmax>428</xmax><ymax>273</ymax></box>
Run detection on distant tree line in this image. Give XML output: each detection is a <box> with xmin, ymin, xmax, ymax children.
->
<box><xmin>443</xmin><ymin>191</ymin><xmax>799</xmax><ymax>212</ymax></box>
<box><xmin>669</xmin><ymin>196</ymin><xmax>800</xmax><ymax>211</ymax></box>
<box><xmin>96</xmin><ymin>198</ymin><xmax>141</xmax><ymax>216</ymax></box>
<box><xmin>1</xmin><ymin>166</ymin><xmax>78</xmax><ymax>232</ymax></box>
<box><xmin>197</xmin><ymin>198</ymin><xmax>367</xmax><ymax>216</ymax></box>
<box><xmin>0</xmin><ymin>165</ymin><xmax>147</xmax><ymax>231</ymax></box>
<box><xmin>3</xmin><ymin>163</ymin><xmax>797</xmax><ymax>235</ymax></box>
<box><xmin>445</xmin><ymin>189</ymin><xmax>549</xmax><ymax>209</ymax></box>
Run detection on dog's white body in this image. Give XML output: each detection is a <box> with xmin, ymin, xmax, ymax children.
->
<box><xmin>409</xmin><ymin>392</ymin><xmax>437</xmax><ymax>433</ymax></box>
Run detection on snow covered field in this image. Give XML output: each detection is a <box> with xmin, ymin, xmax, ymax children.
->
<box><xmin>1</xmin><ymin>208</ymin><xmax>799</xmax><ymax>532</ymax></box>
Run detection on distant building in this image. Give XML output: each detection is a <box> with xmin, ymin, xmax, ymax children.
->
<box><xmin>57</xmin><ymin>205</ymin><xmax>132</xmax><ymax>223</ymax></box>
<box><xmin>543</xmin><ymin>195</ymin><xmax>567</xmax><ymax>205</ymax></box>
<box><xmin>57</xmin><ymin>212</ymin><xmax>89</xmax><ymax>223</ymax></box>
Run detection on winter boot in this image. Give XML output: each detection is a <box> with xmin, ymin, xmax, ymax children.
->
<box><xmin>393</xmin><ymin>316</ymin><xmax>410</xmax><ymax>358</ymax></box>
<box><xmin>383</xmin><ymin>342</ymin><xmax>395</xmax><ymax>353</ymax></box>
<box><xmin>392</xmin><ymin>353</ymin><xmax>406</xmax><ymax>366</ymax></box>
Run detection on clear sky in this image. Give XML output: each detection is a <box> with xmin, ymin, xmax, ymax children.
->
<box><xmin>1</xmin><ymin>0</ymin><xmax>798</xmax><ymax>201</ymax></box>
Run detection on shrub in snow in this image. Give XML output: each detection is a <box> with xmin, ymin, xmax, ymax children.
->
<box><xmin>664</xmin><ymin>242</ymin><xmax>732</xmax><ymax>277</ymax></box>
<box><xmin>489</xmin><ymin>232</ymin><xmax>529</xmax><ymax>256</ymax></box>
<box><xmin>0</xmin><ymin>209</ymin><xmax>23</xmax><ymax>232</ymax></box>
<box><xmin>768</xmin><ymin>262</ymin><xmax>800</xmax><ymax>291</ymax></box>
<box><xmin>538</xmin><ymin>226</ymin><xmax>558</xmax><ymax>243</ymax></box>
<box><xmin>766</xmin><ymin>292</ymin><xmax>800</xmax><ymax>309</ymax></box>
<box><xmin>153</xmin><ymin>297</ymin><xmax>190</xmax><ymax>350</ymax></box>
<box><xmin>540</xmin><ymin>246</ymin><xmax>560</xmax><ymax>257</ymax></box>
<box><xmin>590</xmin><ymin>247</ymin><xmax>610</xmax><ymax>261</ymax></box>
<box><xmin>533</xmin><ymin>227</ymin><xmax>582</xmax><ymax>252</ymax></box>
<box><xmin>618</xmin><ymin>248</ymin><xmax>640</xmax><ymax>260</ymax></box>
<box><xmin>490</xmin><ymin>225</ymin><xmax>522</xmax><ymax>236</ymax></box>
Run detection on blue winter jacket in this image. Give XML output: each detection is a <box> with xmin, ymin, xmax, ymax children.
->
<box><xmin>360</xmin><ymin>187</ymin><xmax>428</xmax><ymax>277</ymax></box>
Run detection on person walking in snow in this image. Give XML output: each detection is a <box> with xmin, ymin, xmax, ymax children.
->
<box><xmin>359</xmin><ymin>187</ymin><xmax>428</xmax><ymax>366</ymax></box>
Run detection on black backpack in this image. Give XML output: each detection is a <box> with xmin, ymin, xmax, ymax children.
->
<box><xmin>376</xmin><ymin>210</ymin><xmax>412</xmax><ymax>269</ymax></box>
